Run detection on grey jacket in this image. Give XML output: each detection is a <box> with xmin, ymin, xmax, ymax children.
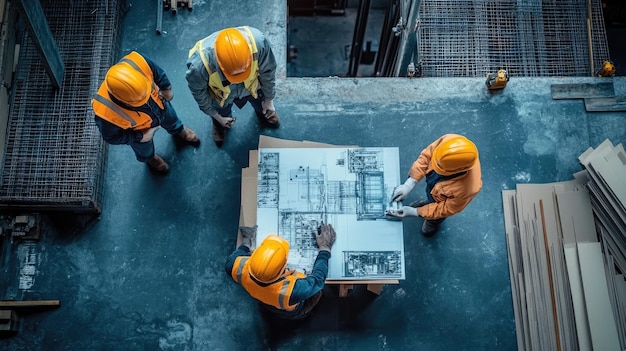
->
<box><xmin>185</xmin><ymin>26</ymin><xmax>277</xmax><ymax>118</ymax></box>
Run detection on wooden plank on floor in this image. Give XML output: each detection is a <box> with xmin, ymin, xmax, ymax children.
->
<box><xmin>584</xmin><ymin>96</ymin><xmax>626</xmax><ymax>112</ymax></box>
<box><xmin>551</xmin><ymin>83</ymin><xmax>614</xmax><ymax>99</ymax></box>
<box><xmin>0</xmin><ymin>300</ymin><xmax>60</xmax><ymax>310</ymax></box>
<box><xmin>564</xmin><ymin>245</ymin><xmax>593</xmax><ymax>351</ymax></box>
<box><xmin>577</xmin><ymin>242</ymin><xmax>621</xmax><ymax>351</ymax></box>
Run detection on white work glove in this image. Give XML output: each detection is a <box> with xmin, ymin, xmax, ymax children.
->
<box><xmin>392</xmin><ymin>177</ymin><xmax>418</xmax><ymax>202</ymax></box>
<box><xmin>261</xmin><ymin>99</ymin><xmax>275</xmax><ymax>114</ymax></box>
<box><xmin>140</xmin><ymin>126</ymin><xmax>160</xmax><ymax>143</ymax></box>
<box><xmin>387</xmin><ymin>206</ymin><xmax>418</xmax><ymax>218</ymax></box>
<box><xmin>212</xmin><ymin>113</ymin><xmax>236</xmax><ymax>128</ymax></box>
<box><xmin>159</xmin><ymin>88</ymin><xmax>173</xmax><ymax>102</ymax></box>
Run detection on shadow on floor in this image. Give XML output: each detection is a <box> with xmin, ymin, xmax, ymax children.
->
<box><xmin>260</xmin><ymin>284</ymin><xmax>379</xmax><ymax>347</ymax></box>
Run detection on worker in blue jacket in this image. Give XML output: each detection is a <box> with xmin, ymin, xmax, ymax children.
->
<box><xmin>93</xmin><ymin>51</ymin><xmax>199</xmax><ymax>174</ymax></box>
<box><xmin>225</xmin><ymin>223</ymin><xmax>336</xmax><ymax>320</ymax></box>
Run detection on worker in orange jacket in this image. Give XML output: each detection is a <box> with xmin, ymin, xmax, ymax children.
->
<box><xmin>387</xmin><ymin>134</ymin><xmax>482</xmax><ymax>236</ymax></box>
<box><xmin>225</xmin><ymin>224</ymin><xmax>336</xmax><ymax>319</ymax></box>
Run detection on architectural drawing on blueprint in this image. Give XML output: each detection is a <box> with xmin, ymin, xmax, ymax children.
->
<box><xmin>256</xmin><ymin>147</ymin><xmax>405</xmax><ymax>280</ymax></box>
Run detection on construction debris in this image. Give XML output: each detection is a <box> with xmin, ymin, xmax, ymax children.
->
<box><xmin>0</xmin><ymin>214</ymin><xmax>40</xmax><ymax>240</ymax></box>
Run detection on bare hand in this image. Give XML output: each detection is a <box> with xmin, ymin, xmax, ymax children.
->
<box><xmin>140</xmin><ymin>126</ymin><xmax>160</xmax><ymax>143</ymax></box>
<box><xmin>159</xmin><ymin>88</ymin><xmax>173</xmax><ymax>102</ymax></box>
<box><xmin>215</xmin><ymin>114</ymin><xmax>236</xmax><ymax>128</ymax></box>
<box><xmin>316</xmin><ymin>223</ymin><xmax>336</xmax><ymax>252</ymax></box>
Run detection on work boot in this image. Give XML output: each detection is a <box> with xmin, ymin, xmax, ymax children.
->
<box><xmin>147</xmin><ymin>154</ymin><xmax>169</xmax><ymax>174</ymax></box>
<box><xmin>177</xmin><ymin>126</ymin><xmax>200</xmax><ymax>145</ymax></box>
<box><xmin>422</xmin><ymin>219</ymin><xmax>443</xmax><ymax>237</ymax></box>
<box><xmin>256</xmin><ymin>110</ymin><xmax>280</xmax><ymax>128</ymax></box>
<box><xmin>212</xmin><ymin>124</ymin><xmax>226</xmax><ymax>147</ymax></box>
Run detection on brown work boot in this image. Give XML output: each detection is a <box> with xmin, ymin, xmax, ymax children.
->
<box><xmin>212</xmin><ymin>124</ymin><xmax>226</xmax><ymax>147</ymax></box>
<box><xmin>147</xmin><ymin>154</ymin><xmax>169</xmax><ymax>174</ymax></box>
<box><xmin>177</xmin><ymin>126</ymin><xmax>200</xmax><ymax>145</ymax></box>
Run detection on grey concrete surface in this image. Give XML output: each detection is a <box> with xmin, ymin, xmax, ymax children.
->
<box><xmin>2</xmin><ymin>1</ymin><xmax>626</xmax><ymax>350</ymax></box>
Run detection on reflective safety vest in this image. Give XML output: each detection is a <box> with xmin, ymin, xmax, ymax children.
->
<box><xmin>92</xmin><ymin>51</ymin><xmax>164</xmax><ymax>130</ymax></box>
<box><xmin>231</xmin><ymin>256</ymin><xmax>305</xmax><ymax>311</ymax></box>
<box><xmin>188</xmin><ymin>26</ymin><xmax>260</xmax><ymax>107</ymax></box>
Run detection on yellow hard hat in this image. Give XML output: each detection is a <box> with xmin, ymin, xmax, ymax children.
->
<box><xmin>431</xmin><ymin>136</ymin><xmax>478</xmax><ymax>176</ymax></box>
<box><xmin>215</xmin><ymin>28</ymin><xmax>252</xmax><ymax>84</ymax></box>
<box><xmin>248</xmin><ymin>234</ymin><xmax>289</xmax><ymax>283</ymax></box>
<box><xmin>105</xmin><ymin>63</ymin><xmax>151</xmax><ymax>107</ymax></box>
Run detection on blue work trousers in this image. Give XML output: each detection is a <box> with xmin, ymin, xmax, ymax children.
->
<box><xmin>130</xmin><ymin>101</ymin><xmax>183</xmax><ymax>163</ymax></box>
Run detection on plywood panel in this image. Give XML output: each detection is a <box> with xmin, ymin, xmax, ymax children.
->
<box><xmin>577</xmin><ymin>242</ymin><xmax>621</xmax><ymax>351</ymax></box>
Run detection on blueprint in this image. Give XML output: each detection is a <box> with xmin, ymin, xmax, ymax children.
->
<box><xmin>256</xmin><ymin>147</ymin><xmax>405</xmax><ymax>280</ymax></box>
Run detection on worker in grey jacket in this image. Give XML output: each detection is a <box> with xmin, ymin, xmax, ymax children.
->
<box><xmin>185</xmin><ymin>26</ymin><xmax>278</xmax><ymax>147</ymax></box>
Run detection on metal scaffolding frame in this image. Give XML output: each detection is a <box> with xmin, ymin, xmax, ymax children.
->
<box><xmin>0</xmin><ymin>0</ymin><xmax>126</xmax><ymax>213</ymax></box>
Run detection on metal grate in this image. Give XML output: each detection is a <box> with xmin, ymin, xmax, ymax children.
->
<box><xmin>0</xmin><ymin>0</ymin><xmax>126</xmax><ymax>213</ymax></box>
<box><xmin>418</xmin><ymin>0</ymin><xmax>610</xmax><ymax>77</ymax></box>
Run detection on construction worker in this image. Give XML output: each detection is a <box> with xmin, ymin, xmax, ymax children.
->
<box><xmin>186</xmin><ymin>26</ymin><xmax>278</xmax><ymax>147</ymax></box>
<box><xmin>225</xmin><ymin>223</ymin><xmax>336</xmax><ymax>320</ymax></box>
<box><xmin>388</xmin><ymin>134</ymin><xmax>482</xmax><ymax>236</ymax></box>
<box><xmin>93</xmin><ymin>51</ymin><xmax>199</xmax><ymax>174</ymax></box>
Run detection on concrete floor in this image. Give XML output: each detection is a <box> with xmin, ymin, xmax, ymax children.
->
<box><xmin>2</xmin><ymin>1</ymin><xmax>626</xmax><ymax>350</ymax></box>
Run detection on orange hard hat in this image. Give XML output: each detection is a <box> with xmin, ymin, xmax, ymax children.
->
<box><xmin>215</xmin><ymin>28</ymin><xmax>252</xmax><ymax>84</ymax></box>
<box><xmin>431</xmin><ymin>136</ymin><xmax>479</xmax><ymax>176</ymax></box>
<box><xmin>248</xmin><ymin>234</ymin><xmax>289</xmax><ymax>283</ymax></box>
<box><xmin>105</xmin><ymin>63</ymin><xmax>151</xmax><ymax>107</ymax></box>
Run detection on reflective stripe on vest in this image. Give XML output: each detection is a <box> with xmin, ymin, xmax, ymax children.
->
<box><xmin>230</xmin><ymin>256</ymin><xmax>305</xmax><ymax>311</ymax></box>
<box><xmin>233</xmin><ymin>256</ymin><xmax>249</xmax><ymax>283</ymax></box>
<box><xmin>92</xmin><ymin>94</ymin><xmax>141</xmax><ymax>128</ymax></box>
<box><xmin>188</xmin><ymin>26</ymin><xmax>260</xmax><ymax>107</ymax></box>
<box><xmin>92</xmin><ymin>51</ymin><xmax>162</xmax><ymax>130</ymax></box>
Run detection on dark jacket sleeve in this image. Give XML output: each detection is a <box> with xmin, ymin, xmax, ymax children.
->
<box><xmin>143</xmin><ymin>54</ymin><xmax>171</xmax><ymax>90</ymax></box>
<box><xmin>289</xmin><ymin>250</ymin><xmax>330</xmax><ymax>304</ymax></box>
<box><xmin>225</xmin><ymin>245</ymin><xmax>251</xmax><ymax>279</ymax></box>
<box><xmin>94</xmin><ymin>116</ymin><xmax>143</xmax><ymax>145</ymax></box>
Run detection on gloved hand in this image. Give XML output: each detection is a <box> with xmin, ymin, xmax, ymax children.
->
<box><xmin>387</xmin><ymin>206</ymin><xmax>418</xmax><ymax>218</ymax></box>
<box><xmin>316</xmin><ymin>223</ymin><xmax>336</xmax><ymax>252</ymax></box>
<box><xmin>212</xmin><ymin>113</ymin><xmax>236</xmax><ymax>128</ymax></box>
<box><xmin>391</xmin><ymin>177</ymin><xmax>418</xmax><ymax>202</ymax></box>
<box><xmin>239</xmin><ymin>225</ymin><xmax>257</xmax><ymax>248</ymax></box>
<box><xmin>159</xmin><ymin>88</ymin><xmax>173</xmax><ymax>102</ymax></box>
<box><xmin>261</xmin><ymin>99</ymin><xmax>275</xmax><ymax>114</ymax></box>
<box><xmin>140</xmin><ymin>126</ymin><xmax>160</xmax><ymax>143</ymax></box>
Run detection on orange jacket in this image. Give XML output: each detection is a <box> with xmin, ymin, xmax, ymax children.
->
<box><xmin>230</xmin><ymin>256</ymin><xmax>305</xmax><ymax>311</ymax></box>
<box><xmin>408</xmin><ymin>134</ymin><xmax>482</xmax><ymax>220</ymax></box>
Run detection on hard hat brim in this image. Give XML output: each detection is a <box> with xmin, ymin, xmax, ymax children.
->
<box><xmin>222</xmin><ymin>64</ymin><xmax>252</xmax><ymax>84</ymax></box>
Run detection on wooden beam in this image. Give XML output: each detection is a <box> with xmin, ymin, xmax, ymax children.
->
<box><xmin>0</xmin><ymin>300</ymin><xmax>60</xmax><ymax>310</ymax></box>
<box><xmin>16</xmin><ymin>0</ymin><xmax>64</xmax><ymax>89</ymax></box>
<box><xmin>550</xmin><ymin>83</ymin><xmax>614</xmax><ymax>100</ymax></box>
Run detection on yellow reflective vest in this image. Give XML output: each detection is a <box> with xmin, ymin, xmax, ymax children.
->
<box><xmin>230</xmin><ymin>256</ymin><xmax>305</xmax><ymax>311</ymax></box>
<box><xmin>188</xmin><ymin>26</ymin><xmax>260</xmax><ymax>107</ymax></box>
<box><xmin>92</xmin><ymin>51</ymin><xmax>164</xmax><ymax>130</ymax></box>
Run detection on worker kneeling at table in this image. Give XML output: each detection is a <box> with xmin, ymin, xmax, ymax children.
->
<box><xmin>225</xmin><ymin>224</ymin><xmax>336</xmax><ymax>320</ymax></box>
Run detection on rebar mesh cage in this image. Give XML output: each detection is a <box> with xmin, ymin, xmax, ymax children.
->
<box><xmin>418</xmin><ymin>0</ymin><xmax>610</xmax><ymax>77</ymax></box>
<box><xmin>0</xmin><ymin>0</ymin><xmax>126</xmax><ymax>213</ymax></box>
